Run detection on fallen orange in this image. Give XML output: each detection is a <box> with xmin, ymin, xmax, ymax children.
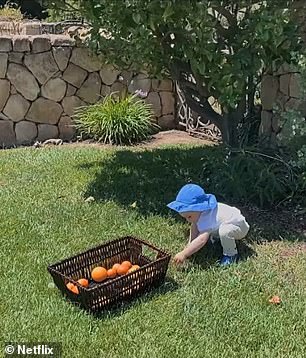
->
<box><xmin>269</xmin><ymin>295</ymin><xmax>281</xmax><ymax>304</ymax></box>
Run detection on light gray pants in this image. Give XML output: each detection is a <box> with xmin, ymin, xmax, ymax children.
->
<box><xmin>212</xmin><ymin>219</ymin><xmax>250</xmax><ymax>256</ymax></box>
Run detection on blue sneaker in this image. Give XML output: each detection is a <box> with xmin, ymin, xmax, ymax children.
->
<box><xmin>220</xmin><ymin>254</ymin><xmax>239</xmax><ymax>267</ymax></box>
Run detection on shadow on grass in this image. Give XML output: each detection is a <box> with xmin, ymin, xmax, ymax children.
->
<box><xmin>186</xmin><ymin>240</ymin><xmax>256</xmax><ymax>269</ymax></box>
<box><xmin>86</xmin><ymin>277</ymin><xmax>179</xmax><ymax>319</ymax></box>
<box><xmin>78</xmin><ymin>145</ymin><xmax>224</xmax><ymax>217</ymax></box>
<box><xmin>78</xmin><ymin>145</ymin><xmax>304</xmax><ymax>243</ymax></box>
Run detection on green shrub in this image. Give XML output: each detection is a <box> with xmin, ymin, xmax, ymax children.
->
<box><xmin>207</xmin><ymin>148</ymin><xmax>304</xmax><ymax>208</ymax></box>
<box><xmin>278</xmin><ymin>108</ymin><xmax>306</xmax><ymax>145</ymax></box>
<box><xmin>46</xmin><ymin>0</ymin><xmax>81</xmax><ymax>22</ymax></box>
<box><xmin>289</xmin><ymin>145</ymin><xmax>306</xmax><ymax>208</ymax></box>
<box><xmin>74</xmin><ymin>93</ymin><xmax>156</xmax><ymax>145</ymax></box>
<box><xmin>0</xmin><ymin>4</ymin><xmax>23</xmax><ymax>22</ymax></box>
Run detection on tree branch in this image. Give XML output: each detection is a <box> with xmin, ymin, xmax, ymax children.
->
<box><xmin>63</xmin><ymin>0</ymin><xmax>80</xmax><ymax>12</ymax></box>
<box><xmin>182</xmin><ymin>87</ymin><xmax>223</xmax><ymax>128</ymax></box>
<box><xmin>178</xmin><ymin>77</ymin><xmax>199</xmax><ymax>93</ymax></box>
<box><xmin>193</xmin><ymin>72</ymin><xmax>221</xmax><ymax>99</ymax></box>
<box><xmin>236</xmin><ymin>83</ymin><xmax>247</xmax><ymax>119</ymax></box>
<box><xmin>48</xmin><ymin>0</ymin><xmax>80</xmax><ymax>14</ymax></box>
<box><xmin>170</xmin><ymin>60</ymin><xmax>192</xmax><ymax>81</ymax></box>
<box><xmin>207</xmin><ymin>14</ymin><xmax>229</xmax><ymax>39</ymax></box>
<box><xmin>247</xmin><ymin>75</ymin><xmax>256</xmax><ymax>115</ymax></box>
<box><xmin>211</xmin><ymin>6</ymin><xmax>237</xmax><ymax>27</ymax></box>
<box><xmin>171</xmin><ymin>60</ymin><xmax>223</xmax><ymax>128</ymax></box>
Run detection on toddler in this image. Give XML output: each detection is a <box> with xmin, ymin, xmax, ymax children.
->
<box><xmin>167</xmin><ymin>184</ymin><xmax>250</xmax><ymax>266</ymax></box>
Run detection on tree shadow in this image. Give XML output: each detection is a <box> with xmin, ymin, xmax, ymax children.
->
<box><xmin>188</xmin><ymin>240</ymin><xmax>256</xmax><ymax>269</ymax></box>
<box><xmin>80</xmin><ymin>277</ymin><xmax>179</xmax><ymax>319</ymax></box>
<box><xmin>78</xmin><ymin>145</ymin><xmax>304</xmax><ymax>242</ymax></box>
<box><xmin>78</xmin><ymin>145</ymin><xmax>225</xmax><ymax>217</ymax></box>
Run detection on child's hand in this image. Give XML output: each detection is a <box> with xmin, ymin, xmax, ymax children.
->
<box><xmin>173</xmin><ymin>251</ymin><xmax>187</xmax><ymax>265</ymax></box>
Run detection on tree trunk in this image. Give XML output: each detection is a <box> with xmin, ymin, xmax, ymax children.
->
<box><xmin>222</xmin><ymin>112</ymin><xmax>239</xmax><ymax>147</ymax></box>
<box><xmin>258</xmin><ymin>113</ymin><xmax>277</xmax><ymax>149</ymax></box>
<box><xmin>174</xmin><ymin>68</ymin><xmax>245</xmax><ymax>147</ymax></box>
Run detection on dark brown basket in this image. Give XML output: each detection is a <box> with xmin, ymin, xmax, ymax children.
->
<box><xmin>47</xmin><ymin>236</ymin><xmax>171</xmax><ymax>314</ymax></box>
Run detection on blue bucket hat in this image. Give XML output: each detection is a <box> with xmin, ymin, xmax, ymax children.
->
<box><xmin>167</xmin><ymin>184</ymin><xmax>217</xmax><ymax>213</ymax></box>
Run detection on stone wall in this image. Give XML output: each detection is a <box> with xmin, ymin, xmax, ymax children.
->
<box><xmin>0</xmin><ymin>35</ymin><xmax>176</xmax><ymax>148</ymax></box>
<box><xmin>0</xmin><ymin>21</ymin><xmax>79</xmax><ymax>36</ymax></box>
<box><xmin>260</xmin><ymin>3</ymin><xmax>306</xmax><ymax>143</ymax></box>
<box><xmin>0</xmin><ymin>21</ymin><xmax>43</xmax><ymax>36</ymax></box>
<box><xmin>260</xmin><ymin>64</ymin><xmax>303</xmax><ymax>143</ymax></box>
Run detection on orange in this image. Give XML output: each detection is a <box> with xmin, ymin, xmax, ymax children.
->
<box><xmin>91</xmin><ymin>266</ymin><xmax>108</xmax><ymax>282</ymax></box>
<box><xmin>121</xmin><ymin>260</ymin><xmax>132</xmax><ymax>269</ymax></box>
<box><xmin>107</xmin><ymin>268</ymin><xmax>117</xmax><ymax>279</ymax></box>
<box><xmin>128</xmin><ymin>264</ymin><xmax>140</xmax><ymax>273</ymax></box>
<box><xmin>269</xmin><ymin>295</ymin><xmax>281</xmax><ymax>304</ymax></box>
<box><xmin>66</xmin><ymin>282</ymin><xmax>79</xmax><ymax>294</ymax></box>
<box><xmin>117</xmin><ymin>263</ymin><xmax>130</xmax><ymax>276</ymax></box>
<box><xmin>66</xmin><ymin>282</ymin><xmax>74</xmax><ymax>291</ymax></box>
<box><xmin>77</xmin><ymin>278</ymin><xmax>89</xmax><ymax>287</ymax></box>
<box><xmin>71</xmin><ymin>285</ymin><xmax>79</xmax><ymax>294</ymax></box>
<box><xmin>112</xmin><ymin>263</ymin><xmax>121</xmax><ymax>272</ymax></box>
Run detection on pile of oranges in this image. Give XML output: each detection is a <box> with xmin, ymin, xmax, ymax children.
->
<box><xmin>66</xmin><ymin>260</ymin><xmax>140</xmax><ymax>294</ymax></box>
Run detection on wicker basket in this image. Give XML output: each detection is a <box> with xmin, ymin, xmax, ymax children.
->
<box><xmin>47</xmin><ymin>236</ymin><xmax>171</xmax><ymax>314</ymax></box>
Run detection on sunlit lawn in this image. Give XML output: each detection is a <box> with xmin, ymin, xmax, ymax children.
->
<box><xmin>1</xmin><ymin>144</ymin><xmax>306</xmax><ymax>358</ymax></box>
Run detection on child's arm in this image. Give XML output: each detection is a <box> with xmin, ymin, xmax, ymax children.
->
<box><xmin>174</xmin><ymin>232</ymin><xmax>210</xmax><ymax>264</ymax></box>
<box><xmin>189</xmin><ymin>223</ymin><xmax>199</xmax><ymax>244</ymax></box>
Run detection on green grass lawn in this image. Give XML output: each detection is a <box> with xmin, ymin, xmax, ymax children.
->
<box><xmin>1</xmin><ymin>144</ymin><xmax>306</xmax><ymax>358</ymax></box>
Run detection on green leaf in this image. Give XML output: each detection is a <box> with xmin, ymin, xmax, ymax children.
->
<box><xmin>162</xmin><ymin>4</ymin><xmax>175</xmax><ymax>21</ymax></box>
<box><xmin>262</xmin><ymin>31</ymin><xmax>270</xmax><ymax>42</ymax></box>
<box><xmin>64</xmin><ymin>0</ymin><xmax>302</xmax><ymax>148</ymax></box>
<box><xmin>222</xmin><ymin>74</ymin><xmax>232</xmax><ymax>85</ymax></box>
<box><xmin>132</xmin><ymin>13</ymin><xmax>141</xmax><ymax>24</ymax></box>
<box><xmin>148</xmin><ymin>16</ymin><xmax>156</xmax><ymax>31</ymax></box>
<box><xmin>197</xmin><ymin>61</ymin><xmax>206</xmax><ymax>75</ymax></box>
<box><xmin>206</xmin><ymin>52</ymin><xmax>213</xmax><ymax>62</ymax></box>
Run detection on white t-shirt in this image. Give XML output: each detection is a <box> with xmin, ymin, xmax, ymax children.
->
<box><xmin>196</xmin><ymin>203</ymin><xmax>245</xmax><ymax>234</ymax></box>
